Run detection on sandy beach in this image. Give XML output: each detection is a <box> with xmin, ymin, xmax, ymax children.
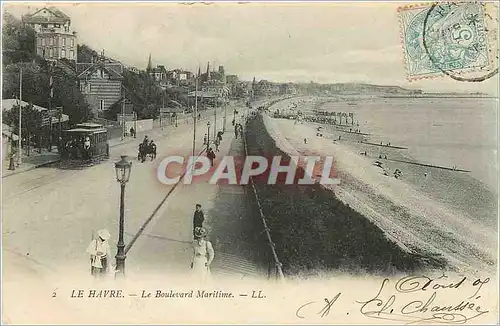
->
<box><xmin>263</xmin><ymin>97</ymin><xmax>498</xmax><ymax>276</ymax></box>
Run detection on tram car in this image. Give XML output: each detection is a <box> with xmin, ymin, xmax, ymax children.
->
<box><xmin>61</xmin><ymin>123</ymin><xmax>109</xmax><ymax>165</ymax></box>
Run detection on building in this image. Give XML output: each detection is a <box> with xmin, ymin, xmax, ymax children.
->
<box><xmin>77</xmin><ymin>56</ymin><xmax>124</xmax><ymax>114</ymax></box>
<box><xmin>166</xmin><ymin>69</ymin><xmax>193</xmax><ymax>86</ymax></box>
<box><xmin>150</xmin><ymin>65</ymin><xmax>168</xmax><ymax>82</ymax></box>
<box><xmin>146</xmin><ymin>54</ymin><xmax>169</xmax><ymax>82</ymax></box>
<box><xmin>254</xmin><ymin>80</ymin><xmax>280</xmax><ymax>97</ymax></box>
<box><xmin>199</xmin><ymin>62</ymin><xmax>226</xmax><ymax>85</ymax></box>
<box><xmin>226</xmin><ymin>75</ymin><xmax>239</xmax><ymax>85</ymax></box>
<box><xmin>22</xmin><ymin>7</ymin><xmax>77</xmax><ymax>62</ymax></box>
<box><xmin>279</xmin><ymin>83</ymin><xmax>298</xmax><ymax>95</ymax></box>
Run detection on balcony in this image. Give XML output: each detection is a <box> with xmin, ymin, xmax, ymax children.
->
<box><xmin>39</xmin><ymin>27</ymin><xmax>76</xmax><ymax>36</ymax></box>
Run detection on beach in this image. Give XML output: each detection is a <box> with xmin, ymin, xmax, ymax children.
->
<box><xmin>263</xmin><ymin>96</ymin><xmax>498</xmax><ymax>276</ymax></box>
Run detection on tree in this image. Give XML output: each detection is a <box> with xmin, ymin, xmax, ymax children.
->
<box><xmin>2</xmin><ymin>12</ymin><xmax>36</xmax><ymax>65</ymax></box>
<box><xmin>2</xmin><ymin>103</ymin><xmax>44</xmax><ymax>151</ymax></box>
<box><xmin>77</xmin><ymin>44</ymin><xmax>99</xmax><ymax>64</ymax></box>
<box><xmin>50</xmin><ymin>65</ymin><xmax>93</xmax><ymax>124</ymax></box>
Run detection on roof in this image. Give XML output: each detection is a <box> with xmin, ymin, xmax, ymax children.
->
<box><xmin>75</xmin><ymin>123</ymin><xmax>104</xmax><ymax>128</ymax></box>
<box><xmin>65</xmin><ymin>128</ymin><xmax>107</xmax><ymax>133</ymax></box>
<box><xmin>77</xmin><ymin>63</ymin><xmax>123</xmax><ymax>80</ymax></box>
<box><xmin>23</xmin><ymin>7</ymin><xmax>71</xmax><ymax>24</ymax></box>
<box><xmin>2</xmin><ymin>123</ymin><xmax>19</xmax><ymax>141</ymax></box>
<box><xmin>2</xmin><ymin>99</ymin><xmax>70</xmax><ymax>123</ymax></box>
<box><xmin>160</xmin><ymin>107</ymin><xmax>183</xmax><ymax>113</ymax></box>
<box><xmin>187</xmin><ymin>91</ymin><xmax>217</xmax><ymax>98</ymax></box>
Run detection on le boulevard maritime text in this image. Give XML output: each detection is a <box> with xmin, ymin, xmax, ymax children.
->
<box><xmin>69</xmin><ymin>289</ymin><xmax>267</xmax><ymax>300</ymax></box>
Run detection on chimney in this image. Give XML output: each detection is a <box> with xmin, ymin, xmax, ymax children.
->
<box><xmin>218</xmin><ymin>65</ymin><xmax>225</xmax><ymax>75</ymax></box>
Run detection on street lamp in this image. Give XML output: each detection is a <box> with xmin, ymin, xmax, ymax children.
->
<box><xmin>206</xmin><ymin>121</ymin><xmax>211</xmax><ymax>151</ymax></box>
<box><xmin>114</xmin><ymin>155</ymin><xmax>132</xmax><ymax>276</ymax></box>
<box><xmin>223</xmin><ymin>98</ymin><xmax>227</xmax><ymax>133</ymax></box>
<box><xmin>213</xmin><ymin>101</ymin><xmax>217</xmax><ymax>140</ymax></box>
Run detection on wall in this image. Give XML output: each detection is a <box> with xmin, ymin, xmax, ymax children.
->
<box><xmin>80</xmin><ymin>75</ymin><xmax>122</xmax><ymax>114</ymax></box>
<box><xmin>124</xmin><ymin>119</ymin><xmax>153</xmax><ymax>134</ymax></box>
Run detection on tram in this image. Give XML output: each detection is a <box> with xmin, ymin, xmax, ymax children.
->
<box><xmin>61</xmin><ymin>123</ymin><xmax>109</xmax><ymax>164</ymax></box>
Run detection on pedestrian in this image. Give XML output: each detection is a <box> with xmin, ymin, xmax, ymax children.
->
<box><xmin>217</xmin><ymin>131</ymin><xmax>223</xmax><ymax>142</ymax></box>
<box><xmin>191</xmin><ymin>227</ymin><xmax>214</xmax><ymax>285</ymax></box>
<box><xmin>193</xmin><ymin>204</ymin><xmax>205</xmax><ymax>237</ymax></box>
<box><xmin>203</xmin><ymin>134</ymin><xmax>208</xmax><ymax>145</ymax></box>
<box><xmin>84</xmin><ymin>137</ymin><xmax>91</xmax><ymax>160</ymax></box>
<box><xmin>207</xmin><ymin>147</ymin><xmax>216</xmax><ymax>166</ymax></box>
<box><xmin>130</xmin><ymin>127</ymin><xmax>135</xmax><ymax>138</ymax></box>
<box><xmin>234</xmin><ymin>125</ymin><xmax>238</xmax><ymax>139</ymax></box>
<box><xmin>214</xmin><ymin>137</ymin><xmax>220</xmax><ymax>152</ymax></box>
<box><xmin>86</xmin><ymin>229</ymin><xmax>111</xmax><ymax>278</ymax></box>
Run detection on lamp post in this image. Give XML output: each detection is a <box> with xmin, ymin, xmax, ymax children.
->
<box><xmin>213</xmin><ymin>100</ymin><xmax>217</xmax><ymax>140</ymax></box>
<box><xmin>223</xmin><ymin>97</ymin><xmax>227</xmax><ymax>133</ymax></box>
<box><xmin>114</xmin><ymin>155</ymin><xmax>132</xmax><ymax>276</ymax></box>
<box><xmin>206</xmin><ymin>121</ymin><xmax>211</xmax><ymax>151</ymax></box>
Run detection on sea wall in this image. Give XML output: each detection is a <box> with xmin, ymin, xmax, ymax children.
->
<box><xmin>244</xmin><ymin>113</ymin><xmax>434</xmax><ymax>277</ymax></box>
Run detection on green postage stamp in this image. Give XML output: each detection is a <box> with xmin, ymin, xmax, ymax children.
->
<box><xmin>399</xmin><ymin>2</ymin><xmax>498</xmax><ymax>81</ymax></box>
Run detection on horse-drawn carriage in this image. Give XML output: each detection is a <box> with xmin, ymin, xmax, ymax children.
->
<box><xmin>60</xmin><ymin>123</ymin><xmax>109</xmax><ymax>166</ymax></box>
<box><xmin>137</xmin><ymin>139</ymin><xmax>157</xmax><ymax>163</ymax></box>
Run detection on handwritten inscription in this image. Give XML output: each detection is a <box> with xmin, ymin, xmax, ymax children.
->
<box><xmin>296</xmin><ymin>293</ymin><xmax>342</xmax><ymax>319</ymax></box>
<box><xmin>295</xmin><ymin>274</ymin><xmax>492</xmax><ymax>324</ymax></box>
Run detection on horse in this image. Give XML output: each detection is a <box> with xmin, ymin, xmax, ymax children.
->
<box><xmin>138</xmin><ymin>142</ymin><xmax>157</xmax><ymax>162</ymax></box>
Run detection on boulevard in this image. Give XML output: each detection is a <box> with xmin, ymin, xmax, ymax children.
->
<box><xmin>2</xmin><ymin>103</ymin><xmax>262</xmax><ymax>280</ymax></box>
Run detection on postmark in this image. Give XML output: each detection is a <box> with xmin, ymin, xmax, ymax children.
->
<box><xmin>398</xmin><ymin>2</ymin><xmax>498</xmax><ymax>81</ymax></box>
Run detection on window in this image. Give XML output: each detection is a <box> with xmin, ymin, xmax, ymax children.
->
<box><xmin>81</xmin><ymin>82</ymin><xmax>91</xmax><ymax>93</ymax></box>
<box><xmin>49</xmin><ymin>48</ymin><xmax>53</xmax><ymax>57</ymax></box>
<box><xmin>62</xmin><ymin>38</ymin><xmax>66</xmax><ymax>46</ymax></box>
<box><xmin>37</xmin><ymin>47</ymin><xmax>42</xmax><ymax>55</ymax></box>
<box><xmin>100</xmin><ymin>100</ymin><xmax>105</xmax><ymax>111</ymax></box>
<box><xmin>100</xmin><ymin>69</ymin><xmax>105</xmax><ymax>78</ymax></box>
<box><xmin>70</xmin><ymin>50</ymin><xmax>74</xmax><ymax>59</ymax></box>
<box><xmin>61</xmin><ymin>49</ymin><xmax>66</xmax><ymax>58</ymax></box>
<box><xmin>71</xmin><ymin>38</ymin><xmax>75</xmax><ymax>47</ymax></box>
<box><xmin>41</xmin><ymin>38</ymin><xmax>45</xmax><ymax>46</ymax></box>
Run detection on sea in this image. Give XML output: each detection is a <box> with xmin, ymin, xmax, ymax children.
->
<box><xmin>321</xmin><ymin>97</ymin><xmax>499</xmax><ymax>192</ymax></box>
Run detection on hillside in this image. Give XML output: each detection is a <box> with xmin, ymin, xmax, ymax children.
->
<box><xmin>295</xmin><ymin>82</ymin><xmax>420</xmax><ymax>95</ymax></box>
<box><xmin>77</xmin><ymin>44</ymin><xmax>190</xmax><ymax>120</ymax></box>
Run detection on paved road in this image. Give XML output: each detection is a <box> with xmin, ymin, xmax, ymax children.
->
<box><xmin>2</xmin><ymin>105</ymin><xmax>241</xmax><ymax>276</ymax></box>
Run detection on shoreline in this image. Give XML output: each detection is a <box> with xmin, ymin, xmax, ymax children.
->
<box><xmin>263</xmin><ymin>97</ymin><xmax>497</xmax><ymax>276</ymax></box>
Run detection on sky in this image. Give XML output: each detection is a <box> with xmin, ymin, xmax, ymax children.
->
<box><xmin>3</xmin><ymin>2</ymin><xmax>499</xmax><ymax>94</ymax></box>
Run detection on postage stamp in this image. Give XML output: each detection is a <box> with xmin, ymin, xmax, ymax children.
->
<box><xmin>398</xmin><ymin>2</ymin><xmax>495</xmax><ymax>81</ymax></box>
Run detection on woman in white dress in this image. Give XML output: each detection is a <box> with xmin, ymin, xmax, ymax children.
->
<box><xmin>191</xmin><ymin>227</ymin><xmax>215</xmax><ymax>284</ymax></box>
<box><xmin>86</xmin><ymin>229</ymin><xmax>111</xmax><ymax>278</ymax></box>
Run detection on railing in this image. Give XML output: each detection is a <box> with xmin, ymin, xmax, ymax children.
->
<box><xmin>241</xmin><ymin>105</ymin><xmax>285</xmax><ymax>282</ymax></box>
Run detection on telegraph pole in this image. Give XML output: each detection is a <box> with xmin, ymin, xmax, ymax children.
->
<box><xmin>192</xmin><ymin>71</ymin><xmax>198</xmax><ymax>160</ymax></box>
<box><xmin>18</xmin><ymin>67</ymin><xmax>22</xmax><ymax>166</ymax></box>
<box><xmin>213</xmin><ymin>96</ymin><xmax>217</xmax><ymax>140</ymax></box>
<box><xmin>121</xmin><ymin>98</ymin><xmax>125</xmax><ymax>141</ymax></box>
<box><xmin>223</xmin><ymin>95</ymin><xmax>227</xmax><ymax>133</ymax></box>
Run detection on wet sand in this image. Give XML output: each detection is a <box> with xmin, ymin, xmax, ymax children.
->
<box><xmin>264</xmin><ymin>97</ymin><xmax>498</xmax><ymax>276</ymax></box>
